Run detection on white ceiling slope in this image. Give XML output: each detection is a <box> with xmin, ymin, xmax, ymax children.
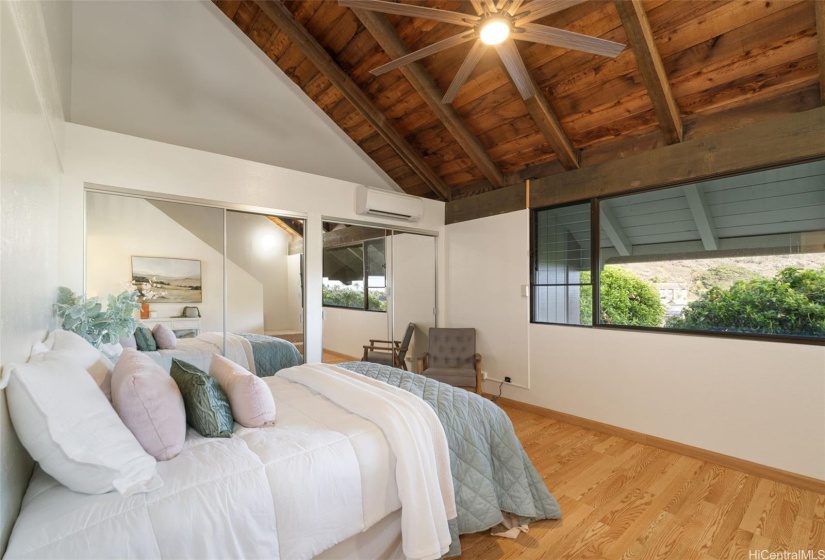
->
<box><xmin>70</xmin><ymin>0</ymin><xmax>400</xmax><ymax>192</ymax></box>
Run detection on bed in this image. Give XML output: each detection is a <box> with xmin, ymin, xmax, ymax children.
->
<box><xmin>141</xmin><ymin>332</ymin><xmax>303</xmax><ymax>376</ymax></box>
<box><xmin>4</xmin><ymin>357</ymin><xmax>559</xmax><ymax>559</ymax></box>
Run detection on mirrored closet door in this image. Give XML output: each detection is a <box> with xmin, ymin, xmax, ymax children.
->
<box><xmin>85</xmin><ymin>189</ymin><xmax>306</xmax><ymax>367</ymax></box>
<box><xmin>321</xmin><ymin>222</ymin><xmax>391</xmax><ymax>364</ymax></box>
<box><xmin>86</xmin><ymin>190</ymin><xmax>227</xmax><ymax>352</ymax></box>
<box><xmin>225</xmin><ymin>210</ymin><xmax>305</xmax><ymax>357</ymax></box>
<box><xmin>320</xmin><ymin>221</ymin><xmax>436</xmax><ymax>372</ymax></box>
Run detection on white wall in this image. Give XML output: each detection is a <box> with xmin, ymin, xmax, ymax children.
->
<box><xmin>85</xmin><ymin>193</ymin><xmax>263</xmax><ymax>333</ymax></box>
<box><xmin>323</xmin><ymin>307</ymin><xmax>389</xmax><ymax>359</ymax></box>
<box><xmin>446</xmin><ymin>210</ymin><xmax>825</xmax><ymax>480</ymax></box>
<box><xmin>60</xmin><ymin>124</ymin><xmax>446</xmax><ymax>363</ymax></box>
<box><xmin>0</xmin><ymin>0</ymin><xmax>70</xmax><ymax>552</ymax></box>
<box><xmin>225</xmin><ymin>212</ymin><xmax>294</xmax><ymax>332</ymax></box>
<box><xmin>391</xmin><ymin>233</ymin><xmax>437</xmax><ymax>372</ymax></box>
<box><xmin>70</xmin><ymin>0</ymin><xmax>399</xmax><ymax>192</ymax></box>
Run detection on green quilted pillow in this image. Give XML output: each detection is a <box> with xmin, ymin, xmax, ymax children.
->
<box><xmin>170</xmin><ymin>359</ymin><xmax>233</xmax><ymax>438</ymax></box>
<box><xmin>134</xmin><ymin>326</ymin><xmax>157</xmax><ymax>352</ymax></box>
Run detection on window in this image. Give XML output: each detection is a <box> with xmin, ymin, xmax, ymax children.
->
<box><xmin>532</xmin><ymin>203</ymin><xmax>592</xmax><ymax>325</ymax></box>
<box><xmin>531</xmin><ymin>160</ymin><xmax>825</xmax><ymax>343</ymax></box>
<box><xmin>322</xmin><ymin>239</ymin><xmax>387</xmax><ymax>312</ymax></box>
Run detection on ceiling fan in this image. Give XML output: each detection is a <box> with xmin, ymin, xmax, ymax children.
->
<box><xmin>339</xmin><ymin>0</ymin><xmax>626</xmax><ymax>103</ymax></box>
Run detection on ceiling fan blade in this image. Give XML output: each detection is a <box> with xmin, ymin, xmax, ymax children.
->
<box><xmin>517</xmin><ymin>23</ymin><xmax>626</xmax><ymax>58</ymax></box>
<box><xmin>371</xmin><ymin>32</ymin><xmax>475</xmax><ymax>76</ymax></box>
<box><xmin>506</xmin><ymin>0</ymin><xmax>525</xmax><ymax>16</ymax></box>
<box><xmin>470</xmin><ymin>0</ymin><xmax>500</xmax><ymax>15</ymax></box>
<box><xmin>339</xmin><ymin>0</ymin><xmax>478</xmax><ymax>27</ymax></box>
<box><xmin>494</xmin><ymin>39</ymin><xmax>536</xmax><ymax>100</ymax></box>
<box><xmin>442</xmin><ymin>39</ymin><xmax>486</xmax><ymax>103</ymax></box>
<box><xmin>515</xmin><ymin>0</ymin><xmax>588</xmax><ymax>24</ymax></box>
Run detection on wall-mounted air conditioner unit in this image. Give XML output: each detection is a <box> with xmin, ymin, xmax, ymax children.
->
<box><xmin>355</xmin><ymin>185</ymin><xmax>424</xmax><ymax>222</ymax></box>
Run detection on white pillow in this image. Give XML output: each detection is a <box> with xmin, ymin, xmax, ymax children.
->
<box><xmin>5</xmin><ymin>358</ymin><xmax>163</xmax><ymax>496</ymax></box>
<box><xmin>31</xmin><ymin>330</ymin><xmax>115</xmax><ymax>399</ymax></box>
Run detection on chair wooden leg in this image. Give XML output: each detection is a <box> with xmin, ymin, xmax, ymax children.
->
<box><xmin>474</xmin><ymin>358</ymin><xmax>483</xmax><ymax>394</ymax></box>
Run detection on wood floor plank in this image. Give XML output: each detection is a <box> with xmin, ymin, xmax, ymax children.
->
<box><xmin>454</xmin><ymin>403</ymin><xmax>825</xmax><ymax>559</ymax></box>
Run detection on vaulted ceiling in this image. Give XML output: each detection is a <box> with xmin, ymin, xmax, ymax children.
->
<box><xmin>213</xmin><ymin>0</ymin><xmax>824</xmax><ymax>202</ymax></box>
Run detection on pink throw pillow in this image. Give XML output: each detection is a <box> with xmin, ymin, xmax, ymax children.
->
<box><xmin>111</xmin><ymin>348</ymin><xmax>186</xmax><ymax>461</ymax></box>
<box><xmin>120</xmin><ymin>334</ymin><xmax>138</xmax><ymax>350</ymax></box>
<box><xmin>209</xmin><ymin>355</ymin><xmax>276</xmax><ymax>428</ymax></box>
<box><xmin>152</xmin><ymin>323</ymin><xmax>177</xmax><ymax>350</ymax></box>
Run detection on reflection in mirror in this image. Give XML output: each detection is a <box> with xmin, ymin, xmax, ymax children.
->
<box><xmin>85</xmin><ymin>191</ymin><xmax>226</xmax><ymax>359</ymax></box>
<box><xmin>321</xmin><ymin>222</ymin><xmax>390</xmax><ymax>364</ymax></box>
<box><xmin>225</xmin><ymin>211</ymin><xmax>305</xmax><ymax>357</ymax></box>
<box><xmin>390</xmin><ymin>232</ymin><xmax>436</xmax><ymax>372</ymax></box>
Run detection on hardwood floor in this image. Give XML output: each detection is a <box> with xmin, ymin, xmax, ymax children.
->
<box><xmin>458</xmin><ymin>403</ymin><xmax>825</xmax><ymax>560</ymax></box>
<box><xmin>322</xmin><ymin>349</ymin><xmax>359</xmax><ymax>364</ymax></box>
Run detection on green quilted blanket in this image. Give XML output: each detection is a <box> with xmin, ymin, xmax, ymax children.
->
<box><xmin>337</xmin><ymin>362</ymin><xmax>561</xmax><ymax>553</ymax></box>
<box><xmin>238</xmin><ymin>333</ymin><xmax>303</xmax><ymax>376</ymax></box>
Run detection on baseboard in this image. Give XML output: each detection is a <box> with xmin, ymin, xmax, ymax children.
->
<box><xmin>490</xmin><ymin>395</ymin><xmax>825</xmax><ymax>494</ymax></box>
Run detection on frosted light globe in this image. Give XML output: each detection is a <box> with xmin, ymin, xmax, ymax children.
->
<box><xmin>480</xmin><ymin>19</ymin><xmax>510</xmax><ymax>45</ymax></box>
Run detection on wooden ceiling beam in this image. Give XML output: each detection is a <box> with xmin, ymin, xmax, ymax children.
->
<box><xmin>614</xmin><ymin>0</ymin><xmax>683</xmax><ymax>144</ymax></box>
<box><xmin>350</xmin><ymin>8</ymin><xmax>508</xmax><ymax>188</ymax></box>
<box><xmin>252</xmin><ymin>0</ymin><xmax>451</xmax><ymax>201</ymax></box>
<box><xmin>816</xmin><ymin>0</ymin><xmax>825</xmax><ymax>105</ymax></box>
<box><xmin>447</xmin><ymin>106</ymin><xmax>825</xmax><ymax>223</ymax></box>
<box><xmin>521</xmin><ymin>81</ymin><xmax>579</xmax><ymax>170</ymax></box>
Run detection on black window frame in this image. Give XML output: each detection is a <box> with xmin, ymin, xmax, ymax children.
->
<box><xmin>529</xmin><ymin>167</ymin><xmax>825</xmax><ymax>347</ymax></box>
<box><xmin>322</xmin><ymin>239</ymin><xmax>387</xmax><ymax>313</ymax></box>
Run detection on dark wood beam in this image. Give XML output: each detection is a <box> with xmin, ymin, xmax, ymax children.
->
<box><xmin>816</xmin><ymin>0</ymin><xmax>825</xmax><ymax>105</ymax></box>
<box><xmin>522</xmin><ymin>87</ymin><xmax>579</xmax><ymax>171</ymax></box>
<box><xmin>350</xmin><ymin>8</ymin><xmax>508</xmax><ymax>188</ymax></box>
<box><xmin>614</xmin><ymin>0</ymin><xmax>683</xmax><ymax>144</ymax></box>
<box><xmin>446</xmin><ymin>183</ymin><xmax>525</xmax><ymax>224</ymax></box>
<box><xmin>446</xmin><ymin>106</ymin><xmax>825</xmax><ymax>224</ymax></box>
<box><xmin>253</xmin><ymin>0</ymin><xmax>451</xmax><ymax>201</ymax></box>
<box><xmin>531</xmin><ymin>106</ymin><xmax>825</xmax><ymax>207</ymax></box>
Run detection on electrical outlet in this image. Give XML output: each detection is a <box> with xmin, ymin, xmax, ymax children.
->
<box><xmin>482</xmin><ymin>371</ymin><xmax>488</xmax><ymax>380</ymax></box>
<box><xmin>504</xmin><ymin>376</ymin><xmax>511</xmax><ymax>383</ymax></box>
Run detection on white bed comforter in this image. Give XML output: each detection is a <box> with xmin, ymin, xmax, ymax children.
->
<box><xmin>142</xmin><ymin>332</ymin><xmax>257</xmax><ymax>373</ymax></box>
<box><xmin>6</xmin><ymin>365</ymin><xmax>454</xmax><ymax>560</ymax></box>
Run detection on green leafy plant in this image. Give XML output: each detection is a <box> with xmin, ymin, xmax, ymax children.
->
<box><xmin>55</xmin><ymin>287</ymin><xmax>141</xmax><ymax>348</ymax></box>
<box><xmin>580</xmin><ymin>268</ymin><xmax>665</xmax><ymax>327</ymax></box>
<box><xmin>691</xmin><ymin>264</ymin><xmax>760</xmax><ymax>294</ymax></box>
<box><xmin>666</xmin><ymin>267</ymin><xmax>825</xmax><ymax>336</ymax></box>
<box><xmin>322</xmin><ymin>285</ymin><xmax>386</xmax><ymax>311</ymax></box>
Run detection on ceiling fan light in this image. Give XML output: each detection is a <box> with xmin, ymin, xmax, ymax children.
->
<box><xmin>480</xmin><ymin>18</ymin><xmax>510</xmax><ymax>45</ymax></box>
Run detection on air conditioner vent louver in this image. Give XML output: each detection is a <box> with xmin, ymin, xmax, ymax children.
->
<box><xmin>355</xmin><ymin>185</ymin><xmax>424</xmax><ymax>222</ymax></box>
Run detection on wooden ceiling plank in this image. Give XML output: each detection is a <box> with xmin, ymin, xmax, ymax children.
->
<box><xmin>614</xmin><ymin>0</ymin><xmax>683</xmax><ymax>144</ymax></box>
<box><xmin>352</xmin><ymin>7</ymin><xmax>508</xmax><ymax>188</ymax></box>
<box><xmin>816</xmin><ymin>0</ymin><xmax>825</xmax><ymax>105</ymax></box>
<box><xmin>252</xmin><ymin>0</ymin><xmax>450</xmax><ymax>201</ymax></box>
<box><xmin>339</xmin><ymin>0</ymin><xmax>479</xmax><ymax>27</ymax></box>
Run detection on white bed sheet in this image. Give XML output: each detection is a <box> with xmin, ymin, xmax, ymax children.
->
<box><xmin>5</xmin><ymin>376</ymin><xmax>401</xmax><ymax>560</ymax></box>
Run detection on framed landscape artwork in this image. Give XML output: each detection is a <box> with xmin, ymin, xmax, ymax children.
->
<box><xmin>131</xmin><ymin>256</ymin><xmax>202</xmax><ymax>303</ymax></box>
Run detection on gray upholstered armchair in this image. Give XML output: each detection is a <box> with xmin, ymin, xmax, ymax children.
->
<box><xmin>417</xmin><ymin>328</ymin><xmax>482</xmax><ymax>393</ymax></box>
<box><xmin>362</xmin><ymin>322</ymin><xmax>415</xmax><ymax>370</ymax></box>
